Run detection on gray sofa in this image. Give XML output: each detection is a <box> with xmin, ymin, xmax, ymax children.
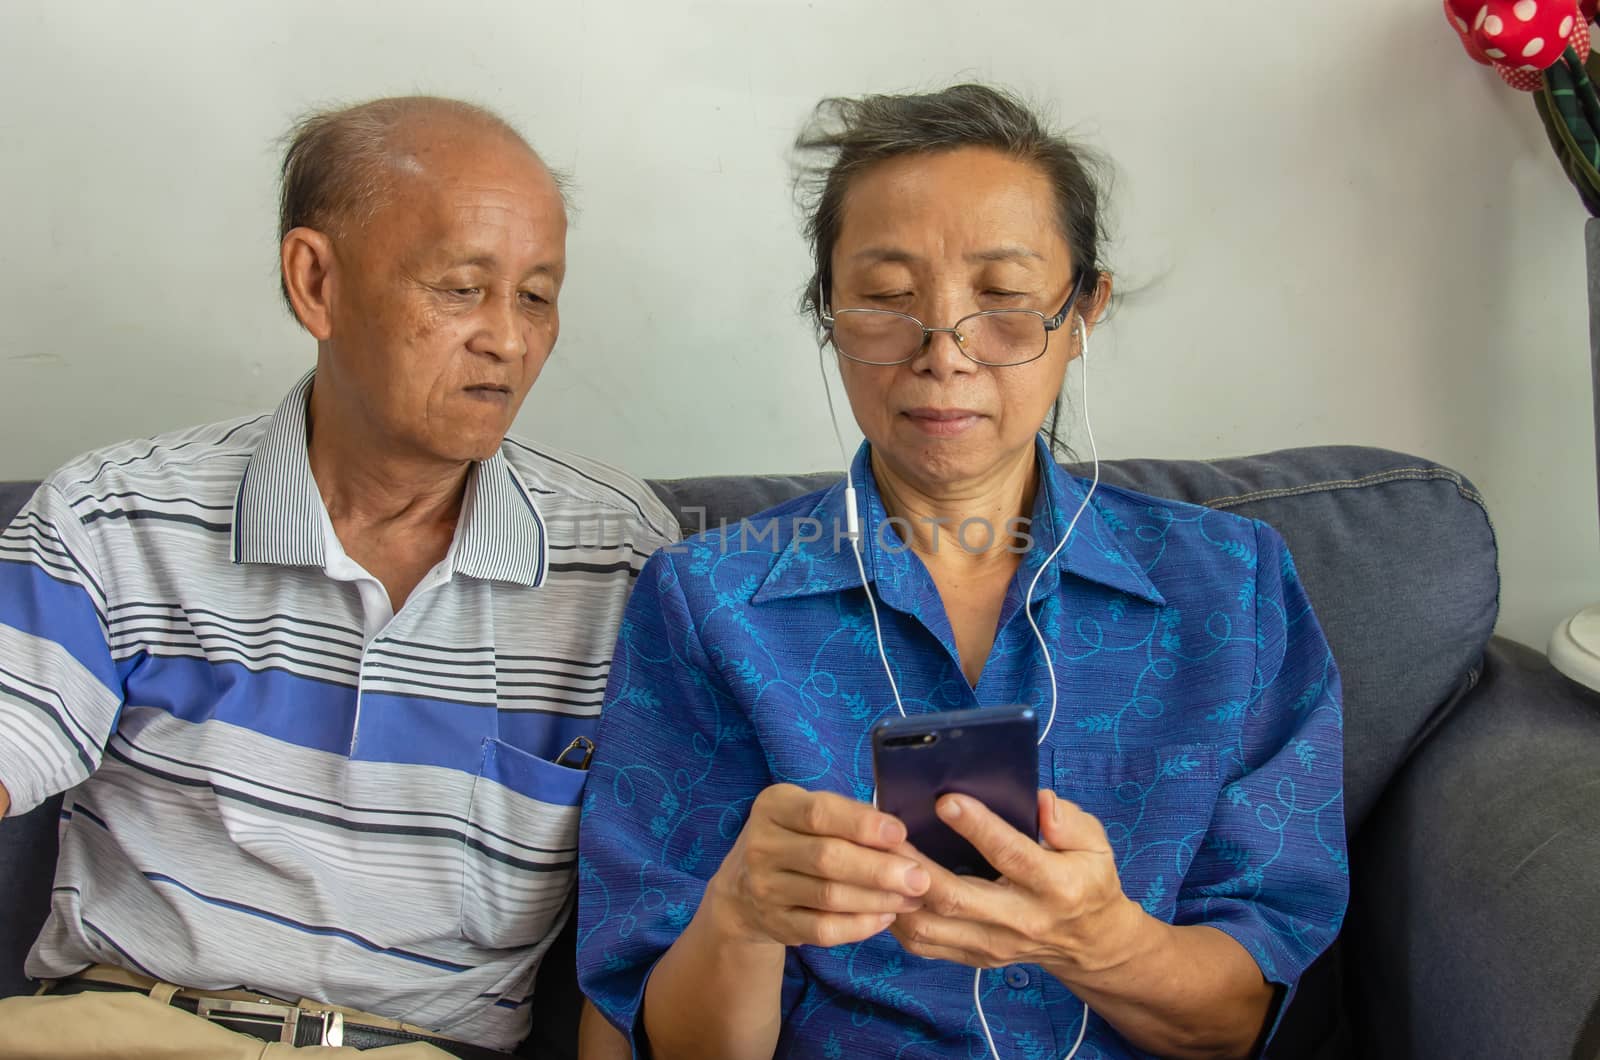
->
<box><xmin>2</xmin><ymin>444</ymin><xmax>1598</xmax><ymax>1059</ymax></box>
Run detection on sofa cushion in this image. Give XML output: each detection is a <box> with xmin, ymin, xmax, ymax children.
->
<box><xmin>0</xmin><ymin>482</ymin><xmax>33</xmax><ymax>529</ymax></box>
<box><xmin>648</xmin><ymin>445</ymin><xmax>1501</xmax><ymax>830</ymax></box>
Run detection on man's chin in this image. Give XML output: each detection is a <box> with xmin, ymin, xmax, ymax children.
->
<box><xmin>412</xmin><ymin>427</ymin><xmax>511</xmax><ymax>466</ymax></box>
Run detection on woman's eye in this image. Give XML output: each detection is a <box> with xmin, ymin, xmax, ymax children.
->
<box><xmin>865</xmin><ymin>291</ymin><xmax>911</xmax><ymax>302</ymax></box>
<box><xmin>984</xmin><ymin>289</ymin><xmax>1026</xmax><ymax>298</ymax></box>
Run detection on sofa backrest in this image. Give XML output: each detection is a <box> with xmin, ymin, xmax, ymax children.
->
<box><xmin>0</xmin><ymin>447</ymin><xmax>1500</xmax><ymax>828</ymax></box>
<box><xmin>647</xmin><ymin>445</ymin><xmax>1501</xmax><ymax>831</ymax></box>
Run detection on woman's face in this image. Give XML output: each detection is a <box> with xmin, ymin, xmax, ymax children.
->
<box><xmin>829</xmin><ymin>147</ymin><xmax>1085</xmax><ymax>495</ymax></box>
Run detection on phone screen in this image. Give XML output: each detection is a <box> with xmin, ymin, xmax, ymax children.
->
<box><xmin>870</xmin><ymin>704</ymin><xmax>1039</xmax><ymax>879</ymax></box>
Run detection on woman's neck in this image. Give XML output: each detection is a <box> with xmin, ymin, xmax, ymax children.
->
<box><xmin>869</xmin><ymin>445</ymin><xmax>1039</xmax><ymax>571</ymax></box>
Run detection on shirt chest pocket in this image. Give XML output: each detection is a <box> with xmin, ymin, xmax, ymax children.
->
<box><xmin>459</xmin><ymin>737</ymin><xmax>589</xmax><ymax>948</ymax></box>
<box><xmin>1051</xmin><ymin>744</ymin><xmax>1222</xmax><ymax>921</ymax></box>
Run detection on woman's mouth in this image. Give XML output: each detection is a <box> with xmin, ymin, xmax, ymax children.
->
<box><xmin>902</xmin><ymin>407</ymin><xmax>983</xmax><ymax>437</ymax></box>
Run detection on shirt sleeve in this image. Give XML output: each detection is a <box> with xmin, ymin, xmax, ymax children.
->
<box><xmin>1172</xmin><ymin>520</ymin><xmax>1348</xmax><ymax>1046</ymax></box>
<box><xmin>576</xmin><ymin>546</ymin><xmax>777</xmax><ymax>1051</ymax></box>
<box><xmin>0</xmin><ymin>480</ymin><xmax>124</xmax><ymax>815</ymax></box>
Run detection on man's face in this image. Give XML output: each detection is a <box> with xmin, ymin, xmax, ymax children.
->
<box><xmin>320</xmin><ymin>127</ymin><xmax>567</xmax><ymax>464</ymax></box>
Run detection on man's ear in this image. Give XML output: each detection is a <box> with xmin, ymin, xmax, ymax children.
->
<box><xmin>281</xmin><ymin>227</ymin><xmax>338</xmax><ymax>340</ymax></box>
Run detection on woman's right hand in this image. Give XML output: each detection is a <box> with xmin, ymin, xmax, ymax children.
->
<box><xmin>705</xmin><ymin>783</ymin><xmax>932</xmax><ymax>949</ymax></box>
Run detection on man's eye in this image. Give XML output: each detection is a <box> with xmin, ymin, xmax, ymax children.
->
<box><xmin>449</xmin><ymin>287</ymin><xmax>480</xmax><ymax>297</ymax></box>
<box><xmin>521</xmin><ymin>291</ymin><xmax>549</xmax><ymax>305</ymax></box>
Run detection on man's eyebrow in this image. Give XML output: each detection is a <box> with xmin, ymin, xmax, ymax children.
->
<box><xmin>435</xmin><ymin>253</ymin><xmax>562</xmax><ymax>278</ymax></box>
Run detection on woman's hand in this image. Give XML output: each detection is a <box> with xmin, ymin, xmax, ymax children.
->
<box><xmin>705</xmin><ymin>783</ymin><xmax>932</xmax><ymax>950</ymax></box>
<box><xmin>890</xmin><ymin>789</ymin><xmax>1145</xmax><ymax>975</ymax></box>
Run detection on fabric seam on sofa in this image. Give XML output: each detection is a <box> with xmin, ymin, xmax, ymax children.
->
<box><xmin>1202</xmin><ymin>465</ymin><xmax>1503</xmax><ymax>621</ymax></box>
<box><xmin>1201</xmin><ymin>466</ymin><xmax>1489</xmax><ymax>517</ymax></box>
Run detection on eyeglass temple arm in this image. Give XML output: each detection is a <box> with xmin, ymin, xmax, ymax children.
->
<box><xmin>1044</xmin><ymin>268</ymin><xmax>1092</xmax><ymax>331</ymax></box>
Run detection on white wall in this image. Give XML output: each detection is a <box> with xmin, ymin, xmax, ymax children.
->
<box><xmin>1</xmin><ymin>0</ymin><xmax>1595</xmax><ymax>648</ymax></box>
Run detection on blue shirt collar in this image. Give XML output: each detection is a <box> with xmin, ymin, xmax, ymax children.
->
<box><xmin>753</xmin><ymin>434</ymin><xmax>1165</xmax><ymax>608</ymax></box>
<box><xmin>231</xmin><ymin>370</ymin><xmax>548</xmax><ymax>587</ymax></box>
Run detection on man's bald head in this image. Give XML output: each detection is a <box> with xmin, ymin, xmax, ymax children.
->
<box><xmin>276</xmin><ymin>96</ymin><xmax>564</xmax><ymax>314</ymax></box>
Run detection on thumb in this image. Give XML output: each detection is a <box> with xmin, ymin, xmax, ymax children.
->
<box><xmin>1038</xmin><ymin>790</ymin><xmax>1110</xmax><ymax>854</ymax></box>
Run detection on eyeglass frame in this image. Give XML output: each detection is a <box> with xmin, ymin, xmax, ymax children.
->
<box><xmin>818</xmin><ymin>268</ymin><xmax>1091</xmax><ymax>368</ymax></box>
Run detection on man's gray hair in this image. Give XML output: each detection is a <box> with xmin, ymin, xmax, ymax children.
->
<box><xmin>276</xmin><ymin>95</ymin><xmax>564</xmax><ymax>315</ymax></box>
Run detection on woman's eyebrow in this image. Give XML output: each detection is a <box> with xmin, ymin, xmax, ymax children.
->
<box><xmin>847</xmin><ymin>245</ymin><xmax>1044</xmax><ymax>266</ymax></box>
<box><xmin>848</xmin><ymin>246</ymin><xmax>917</xmax><ymax>265</ymax></box>
<box><xmin>964</xmin><ymin>245</ymin><xmax>1045</xmax><ymax>264</ymax></box>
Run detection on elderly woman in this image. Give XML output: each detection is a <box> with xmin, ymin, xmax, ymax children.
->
<box><xmin>577</xmin><ymin>85</ymin><xmax>1346</xmax><ymax>1059</ymax></box>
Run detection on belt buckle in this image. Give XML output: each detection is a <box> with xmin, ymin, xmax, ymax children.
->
<box><xmin>194</xmin><ymin>997</ymin><xmax>345</xmax><ymax>1046</ymax></box>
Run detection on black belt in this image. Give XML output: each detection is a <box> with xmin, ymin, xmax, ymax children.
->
<box><xmin>47</xmin><ymin>979</ymin><xmax>513</xmax><ymax>1059</ymax></box>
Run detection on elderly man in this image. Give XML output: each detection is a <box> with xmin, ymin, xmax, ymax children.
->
<box><xmin>0</xmin><ymin>97</ymin><xmax>672</xmax><ymax>1058</ymax></box>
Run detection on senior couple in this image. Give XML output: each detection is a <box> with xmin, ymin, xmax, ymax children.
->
<box><xmin>0</xmin><ymin>86</ymin><xmax>1344</xmax><ymax>1060</ymax></box>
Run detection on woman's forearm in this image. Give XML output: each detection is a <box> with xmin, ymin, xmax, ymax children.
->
<box><xmin>1047</xmin><ymin>906</ymin><xmax>1274</xmax><ymax>1060</ymax></box>
<box><xmin>641</xmin><ymin>876</ymin><xmax>788</xmax><ymax>1060</ymax></box>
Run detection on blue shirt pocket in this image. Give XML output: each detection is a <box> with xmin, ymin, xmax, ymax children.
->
<box><xmin>1051</xmin><ymin>744</ymin><xmax>1221</xmax><ymax>921</ymax></box>
<box><xmin>460</xmin><ymin>737</ymin><xmax>588</xmax><ymax>948</ymax></box>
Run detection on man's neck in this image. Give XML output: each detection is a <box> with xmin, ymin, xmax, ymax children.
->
<box><xmin>306</xmin><ymin>383</ymin><xmax>470</xmax><ymax>544</ymax></box>
<box><xmin>870</xmin><ymin>446</ymin><xmax>1038</xmax><ymax>572</ymax></box>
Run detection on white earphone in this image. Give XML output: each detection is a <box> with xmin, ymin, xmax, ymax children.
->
<box><xmin>822</xmin><ymin>305</ymin><xmax>1098</xmax><ymax>1060</ymax></box>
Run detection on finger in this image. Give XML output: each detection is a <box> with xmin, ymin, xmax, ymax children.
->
<box><xmin>778</xmin><ymin>908</ymin><xmax>898</xmax><ymax>949</ymax></box>
<box><xmin>935</xmin><ymin>794</ymin><xmax>1047</xmax><ymax>887</ymax></box>
<box><xmin>765</xmin><ymin>870</ymin><xmax>924</xmax><ymax>915</ymax></box>
<box><xmin>781</xmin><ymin>834</ymin><xmax>930</xmax><ymax>898</ymax></box>
<box><xmin>910</xmin><ymin>863</ymin><xmax>1039</xmax><ymax>935</ymax></box>
<box><xmin>1038</xmin><ymin>791</ymin><xmax>1113</xmax><ymax>855</ymax></box>
<box><xmin>890</xmin><ymin>912</ymin><xmax>1022</xmax><ymax>969</ymax></box>
<box><xmin>763</xmin><ymin>785</ymin><xmax>908</xmax><ymax>849</ymax></box>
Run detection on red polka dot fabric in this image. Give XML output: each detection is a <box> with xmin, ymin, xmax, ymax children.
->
<box><xmin>1443</xmin><ymin>0</ymin><xmax>1593</xmax><ymax>91</ymax></box>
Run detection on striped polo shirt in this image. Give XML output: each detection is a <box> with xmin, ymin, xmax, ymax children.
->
<box><xmin>0</xmin><ymin>372</ymin><xmax>678</xmax><ymax>1049</ymax></box>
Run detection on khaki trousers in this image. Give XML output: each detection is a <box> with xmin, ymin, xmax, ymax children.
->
<box><xmin>0</xmin><ymin>966</ymin><xmax>457</xmax><ymax>1059</ymax></box>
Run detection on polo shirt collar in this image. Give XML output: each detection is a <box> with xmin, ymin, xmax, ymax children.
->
<box><xmin>232</xmin><ymin>370</ymin><xmax>547</xmax><ymax>587</ymax></box>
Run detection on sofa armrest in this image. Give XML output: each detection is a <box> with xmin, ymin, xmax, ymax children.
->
<box><xmin>0</xmin><ymin>793</ymin><xmax>60</xmax><ymax>998</ymax></box>
<box><xmin>1347</xmin><ymin>638</ymin><xmax>1600</xmax><ymax>1060</ymax></box>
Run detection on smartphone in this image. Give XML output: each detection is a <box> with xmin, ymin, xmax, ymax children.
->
<box><xmin>870</xmin><ymin>704</ymin><xmax>1039</xmax><ymax>879</ymax></box>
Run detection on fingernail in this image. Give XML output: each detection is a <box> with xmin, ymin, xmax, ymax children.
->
<box><xmin>905</xmin><ymin>867</ymin><xmax>930</xmax><ymax>893</ymax></box>
<box><xmin>878</xmin><ymin>913</ymin><xmax>896</xmax><ymax>928</ymax></box>
<box><xmin>938</xmin><ymin>797</ymin><xmax>962</xmax><ymax>821</ymax></box>
<box><xmin>878</xmin><ymin>819</ymin><xmax>904</xmax><ymax>845</ymax></box>
<box><xmin>1052</xmin><ymin>794</ymin><xmax>1063</xmax><ymax>827</ymax></box>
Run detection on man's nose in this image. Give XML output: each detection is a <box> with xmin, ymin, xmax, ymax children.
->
<box><xmin>475</xmin><ymin>291</ymin><xmax>528</xmax><ymax>362</ymax></box>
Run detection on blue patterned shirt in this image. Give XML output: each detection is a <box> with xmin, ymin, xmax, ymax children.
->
<box><xmin>578</xmin><ymin>437</ymin><xmax>1347</xmax><ymax>1059</ymax></box>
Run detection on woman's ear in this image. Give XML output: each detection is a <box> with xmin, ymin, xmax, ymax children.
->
<box><xmin>1083</xmin><ymin>272</ymin><xmax>1114</xmax><ymax>336</ymax></box>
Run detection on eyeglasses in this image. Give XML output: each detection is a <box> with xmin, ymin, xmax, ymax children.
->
<box><xmin>819</xmin><ymin>272</ymin><xmax>1088</xmax><ymax>367</ymax></box>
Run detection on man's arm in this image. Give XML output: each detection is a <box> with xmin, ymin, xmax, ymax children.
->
<box><xmin>0</xmin><ymin>481</ymin><xmax>124</xmax><ymax>816</ymax></box>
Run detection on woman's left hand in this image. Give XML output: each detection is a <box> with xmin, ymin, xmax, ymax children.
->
<box><xmin>889</xmin><ymin>789</ymin><xmax>1147</xmax><ymax>977</ymax></box>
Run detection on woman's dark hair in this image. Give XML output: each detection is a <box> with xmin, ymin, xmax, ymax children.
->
<box><xmin>792</xmin><ymin>83</ymin><xmax>1111</xmax><ymax>454</ymax></box>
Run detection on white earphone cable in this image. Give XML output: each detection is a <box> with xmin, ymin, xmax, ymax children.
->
<box><xmin>819</xmin><ymin>305</ymin><xmax>1096</xmax><ymax>1060</ymax></box>
<box><xmin>971</xmin><ymin>314</ymin><xmax>1096</xmax><ymax>1060</ymax></box>
<box><xmin>819</xmin><ymin>344</ymin><xmax>907</xmax><ymax>719</ymax></box>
